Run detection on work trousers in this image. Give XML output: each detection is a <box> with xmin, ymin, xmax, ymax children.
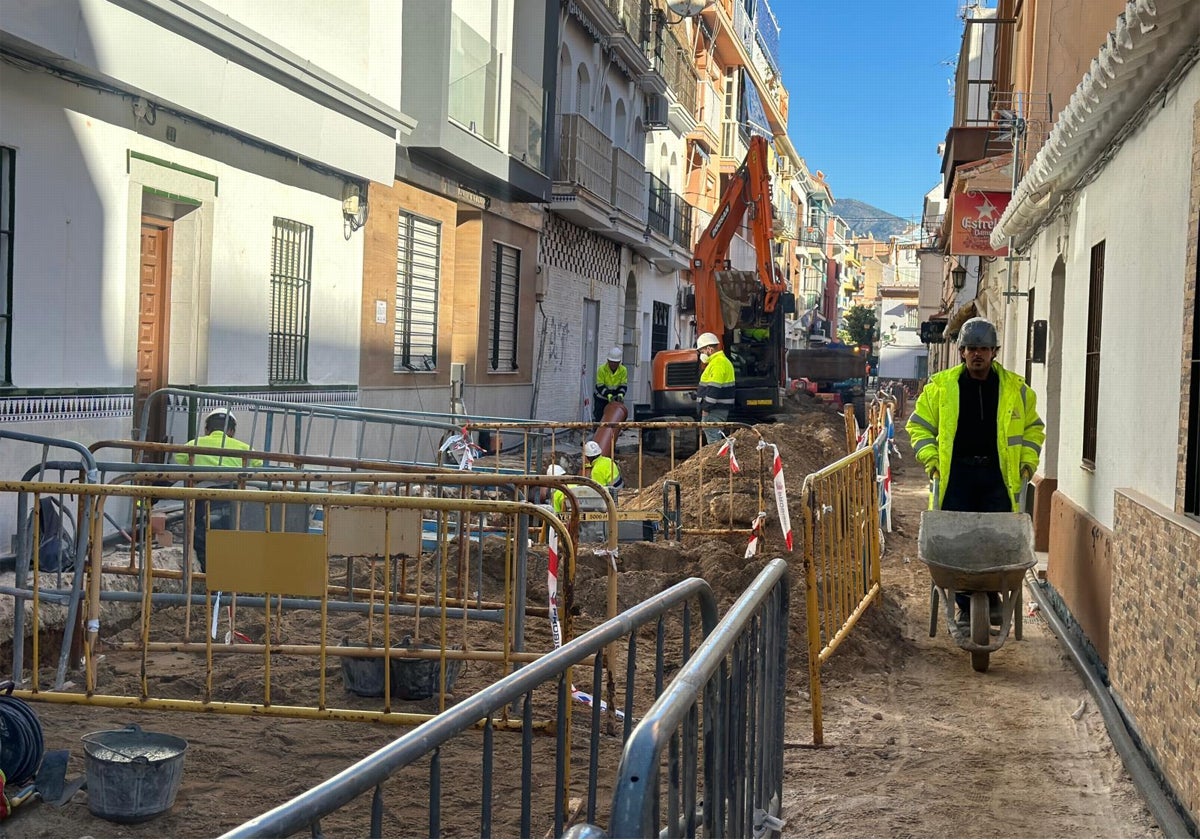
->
<box><xmin>192</xmin><ymin>500</ymin><xmax>231</xmax><ymax>573</ymax></box>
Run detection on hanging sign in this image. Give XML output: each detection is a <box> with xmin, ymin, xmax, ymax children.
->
<box><xmin>950</xmin><ymin>190</ymin><xmax>1010</xmax><ymax>257</ymax></box>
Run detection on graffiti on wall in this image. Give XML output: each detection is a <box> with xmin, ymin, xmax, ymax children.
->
<box><xmin>543</xmin><ymin>316</ymin><xmax>572</xmax><ymax>366</ymax></box>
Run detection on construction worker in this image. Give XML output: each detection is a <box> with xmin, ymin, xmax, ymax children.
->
<box><xmin>906</xmin><ymin>316</ymin><xmax>1044</xmax><ymax>626</ymax></box>
<box><xmin>546</xmin><ymin>463</ymin><xmax>572</xmax><ymax>514</ymax></box>
<box><xmin>173</xmin><ymin>408</ymin><xmax>263</xmax><ymax>571</ymax></box>
<box><xmin>695</xmin><ymin>332</ymin><xmax>735</xmax><ymax>444</ymax></box>
<box><xmin>593</xmin><ymin>346</ymin><xmax>628</xmax><ymax>422</ymax></box>
<box><xmin>582</xmin><ymin>440</ymin><xmax>622</xmax><ymax>490</ymax></box>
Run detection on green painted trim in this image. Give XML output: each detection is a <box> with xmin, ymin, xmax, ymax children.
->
<box><xmin>143</xmin><ymin>187</ymin><xmax>201</xmax><ymax>207</ymax></box>
<box><xmin>128</xmin><ymin>151</ymin><xmax>219</xmax><ymax>197</ymax></box>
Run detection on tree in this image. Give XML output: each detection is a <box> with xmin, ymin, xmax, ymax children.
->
<box><xmin>840</xmin><ymin>304</ymin><xmax>878</xmax><ymax>348</ymax></box>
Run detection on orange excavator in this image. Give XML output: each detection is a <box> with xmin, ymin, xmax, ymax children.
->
<box><xmin>643</xmin><ymin>134</ymin><xmax>796</xmax><ymax>425</ymax></box>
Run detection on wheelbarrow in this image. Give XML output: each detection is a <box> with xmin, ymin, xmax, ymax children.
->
<box><xmin>918</xmin><ymin>477</ymin><xmax>1036</xmax><ymax>672</ymax></box>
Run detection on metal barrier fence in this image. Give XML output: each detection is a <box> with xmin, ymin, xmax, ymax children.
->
<box><xmin>604</xmin><ymin>558</ymin><xmax>789</xmax><ymax>839</ymax></box>
<box><xmin>222</xmin><ymin>576</ymin><xmax>722</xmax><ymax>839</ymax></box>
<box><xmin>138</xmin><ymin>390</ymin><xmax>771</xmax><ymax>543</ymax></box>
<box><xmin>801</xmin><ymin>445</ymin><xmax>882</xmax><ymax>745</ymax></box>
<box><xmin>139</xmin><ymin>387</ymin><xmax>466</xmax><ymax>466</ymax></box>
<box><xmin>1</xmin><ymin>477</ymin><xmax>604</xmax><ymax>728</ymax></box>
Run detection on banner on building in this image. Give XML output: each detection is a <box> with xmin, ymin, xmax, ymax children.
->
<box><xmin>950</xmin><ymin>190</ymin><xmax>1010</xmax><ymax>257</ymax></box>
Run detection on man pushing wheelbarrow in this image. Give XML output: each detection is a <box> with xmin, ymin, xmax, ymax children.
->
<box><xmin>907</xmin><ymin>317</ymin><xmax>1045</xmax><ymax>671</ymax></box>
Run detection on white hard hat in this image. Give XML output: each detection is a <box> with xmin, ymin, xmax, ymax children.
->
<box><xmin>546</xmin><ymin>464</ymin><xmax>567</xmax><ymax>476</ymax></box>
<box><xmin>204</xmin><ymin>407</ymin><xmax>236</xmax><ymax>427</ymax></box>
<box><xmin>583</xmin><ymin>441</ymin><xmax>603</xmax><ymax>458</ymax></box>
<box><xmin>696</xmin><ymin>332</ymin><xmax>720</xmax><ymax>350</ymax></box>
<box><xmin>606</xmin><ymin>346</ymin><xmax>623</xmax><ymax>363</ymax></box>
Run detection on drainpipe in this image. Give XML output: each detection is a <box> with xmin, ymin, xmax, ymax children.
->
<box><xmin>530</xmin><ymin>300</ymin><xmax>549</xmax><ymax>418</ymax></box>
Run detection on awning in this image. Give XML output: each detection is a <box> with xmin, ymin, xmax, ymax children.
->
<box><xmin>884</xmin><ymin>302</ymin><xmax>911</xmax><ymax>317</ymax></box>
<box><xmin>945</xmin><ymin>301</ymin><xmax>978</xmax><ymax>340</ymax></box>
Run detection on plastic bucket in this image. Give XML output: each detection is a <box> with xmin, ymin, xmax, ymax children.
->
<box><xmin>82</xmin><ymin>724</ymin><xmax>187</xmax><ymax>823</ymax></box>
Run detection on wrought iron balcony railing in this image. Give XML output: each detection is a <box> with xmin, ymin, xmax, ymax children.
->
<box><xmin>556</xmin><ymin>113</ymin><xmax>614</xmax><ymax>201</ymax></box>
<box><xmin>648</xmin><ymin>173</ymin><xmax>672</xmax><ymax>238</ymax></box>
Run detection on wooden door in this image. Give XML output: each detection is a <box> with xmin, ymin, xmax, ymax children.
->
<box><xmin>136</xmin><ymin>219</ymin><xmax>172</xmax><ymax>444</ymax></box>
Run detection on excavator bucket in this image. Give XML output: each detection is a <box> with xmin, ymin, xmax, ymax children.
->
<box><xmin>713</xmin><ymin>270</ymin><xmax>762</xmax><ymax>330</ymax></box>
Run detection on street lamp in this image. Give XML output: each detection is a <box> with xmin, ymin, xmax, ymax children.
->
<box><xmin>951</xmin><ymin>264</ymin><xmax>967</xmax><ymax>291</ymax></box>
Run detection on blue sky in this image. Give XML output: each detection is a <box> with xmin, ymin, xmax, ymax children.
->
<box><xmin>772</xmin><ymin>0</ymin><xmax>969</xmax><ymax>223</ymax></box>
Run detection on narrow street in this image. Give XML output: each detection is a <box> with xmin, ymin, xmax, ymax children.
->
<box><xmin>778</xmin><ymin>425</ymin><xmax>1160</xmax><ymax>838</ymax></box>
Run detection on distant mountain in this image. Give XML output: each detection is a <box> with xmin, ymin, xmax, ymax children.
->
<box><xmin>830</xmin><ymin>198</ymin><xmax>913</xmax><ymax>242</ymax></box>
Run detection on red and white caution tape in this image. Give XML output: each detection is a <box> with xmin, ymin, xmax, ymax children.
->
<box><xmin>745</xmin><ymin>511</ymin><xmax>767</xmax><ymax>558</ymax></box>
<box><xmin>546</xmin><ymin>526</ymin><xmax>623</xmax><ymax>719</ymax></box>
<box><xmin>546</xmin><ymin>527</ymin><xmax>563</xmax><ymax>650</ymax></box>
<box><xmin>438</xmin><ymin>426</ymin><xmax>485</xmax><ymax>471</ymax></box>
<box><xmin>757</xmin><ymin>441</ymin><xmax>793</xmax><ymax>550</ymax></box>
<box><xmin>717</xmin><ymin>436</ymin><xmax>741</xmax><ymax>474</ymax></box>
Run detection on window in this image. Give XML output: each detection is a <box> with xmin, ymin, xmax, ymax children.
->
<box><xmin>651</xmin><ymin>301</ymin><xmax>670</xmax><ymax>356</ymax></box>
<box><xmin>1186</xmin><ymin>221</ymin><xmax>1200</xmax><ymax>516</ymax></box>
<box><xmin>0</xmin><ymin>147</ymin><xmax>13</xmax><ymax>385</ymax></box>
<box><xmin>488</xmin><ymin>243</ymin><xmax>519</xmax><ymax>372</ymax></box>
<box><xmin>395</xmin><ymin>213</ymin><xmax>440</xmax><ymax>372</ymax></box>
<box><xmin>1082</xmin><ymin>241</ymin><xmax>1104</xmax><ymax>467</ymax></box>
<box><xmin>448</xmin><ymin>0</ymin><xmax>504</xmax><ymax>144</ymax></box>
<box><xmin>269</xmin><ymin>217</ymin><xmax>312</xmax><ymax>384</ymax></box>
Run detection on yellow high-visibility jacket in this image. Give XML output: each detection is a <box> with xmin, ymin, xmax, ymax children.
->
<box><xmin>697</xmin><ymin>350</ymin><xmax>736</xmax><ymax>409</ymax></box>
<box><xmin>594</xmin><ymin>364</ymin><xmax>628</xmax><ymax>403</ymax></box>
<box><xmin>588</xmin><ymin>456</ymin><xmax>622</xmax><ymax>489</ymax></box>
<box><xmin>906</xmin><ymin>362</ymin><xmax>1044</xmax><ymax>510</ymax></box>
<box><xmin>173</xmin><ymin>431</ymin><xmax>264</xmax><ymax>468</ymax></box>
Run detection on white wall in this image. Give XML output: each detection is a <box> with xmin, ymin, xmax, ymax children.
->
<box><xmin>534</xmin><ymin>265</ymin><xmax>624</xmax><ymax>422</ymax></box>
<box><xmin>1025</xmin><ymin>63</ymin><xmax>1198</xmax><ymax>525</ymax></box>
<box><xmin>0</xmin><ymin>67</ymin><xmax>363</xmax><ymax>390</ymax></box>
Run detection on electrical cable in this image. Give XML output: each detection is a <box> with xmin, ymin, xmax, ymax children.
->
<box><xmin>0</xmin><ymin>684</ymin><xmax>45</xmax><ymax>786</ymax></box>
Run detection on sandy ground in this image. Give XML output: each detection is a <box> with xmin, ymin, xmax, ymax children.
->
<box><xmin>0</xmin><ymin>403</ymin><xmax>1163</xmax><ymax>838</ymax></box>
<box><xmin>775</xmin><ymin>429</ymin><xmax>1161</xmax><ymax>838</ymax></box>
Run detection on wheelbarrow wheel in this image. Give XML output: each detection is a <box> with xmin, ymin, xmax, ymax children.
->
<box><xmin>970</xmin><ymin>591</ymin><xmax>990</xmax><ymax>672</ymax></box>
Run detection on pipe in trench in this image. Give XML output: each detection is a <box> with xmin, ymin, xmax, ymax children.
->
<box><xmin>1024</xmin><ymin>574</ymin><xmax>1194</xmax><ymax>839</ymax></box>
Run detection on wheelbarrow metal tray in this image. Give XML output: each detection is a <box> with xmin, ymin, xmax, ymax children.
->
<box><xmin>918</xmin><ymin>511</ymin><xmax>1036</xmax><ymax>592</ymax></box>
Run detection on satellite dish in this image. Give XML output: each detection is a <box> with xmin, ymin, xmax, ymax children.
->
<box><xmin>665</xmin><ymin>0</ymin><xmax>714</xmax><ymax>19</ymax></box>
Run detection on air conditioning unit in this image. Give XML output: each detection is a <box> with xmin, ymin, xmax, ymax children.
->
<box><xmin>645</xmin><ymin>94</ymin><xmax>669</xmax><ymax>129</ymax></box>
<box><xmin>677</xmin><ymin>287</ymin><xmax>695</xmax><ymax>313</ymax></box>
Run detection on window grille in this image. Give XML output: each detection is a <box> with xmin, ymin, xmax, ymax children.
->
<box><xmin>395</xmin><ymin>213</ymin><xmax>440</xmax><ymax>372</ymax></box>
<box><xmin>1082</xmin><ymin>241</ymin><xmax>1104</xmax><ymax>467</ymax></box>
<box><xmin>0</xmin><ymin>148</ymin><xmax>13</xmax><ymax>385</ymax></box>
<box><xmin>651</xmin><ymin>300</ymin><xmax>670</xmax><ymax>356</ymax></box>
<box><xmin>488</xmin><ymin>243</ymin><xmax>519</xmax><ymax>372</ymax></box>
<box><xmin>269</xmin><ymin>217</ymin><xmax>312</xmax><ymax>384</ymax></box>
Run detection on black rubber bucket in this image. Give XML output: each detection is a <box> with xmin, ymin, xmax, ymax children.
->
<box><xmin>341</xmin><ymin>638</ymin><xmax>463</xmax><ymax>700</ymax></box>
<box><xmin>82</xmin><ymin>724</ymin><xmax>187</xmax><ymax>823</ymax></box>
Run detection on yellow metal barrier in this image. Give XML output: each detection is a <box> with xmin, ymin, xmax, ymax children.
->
<box><xmin>1</xmin><ymin>479</ymin><xmax>590</xmax><ymax>729</ymax></box>
<box><xmin>800</xmin><ymin>446</ymin><xmax>882</xmax><ymax>744</ymax></box>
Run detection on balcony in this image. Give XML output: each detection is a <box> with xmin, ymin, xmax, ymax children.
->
<box><xmin>647</xmin><ymin>174</ymin><xmax>672</xmax><ymax>238</ymax></box>
<box><xmin>631</xmin><ymin>181</ymin><xmax>692</xmax><ymax>271</ymax></box>
<box><xmin>688</xmin><ymin>81</ymin><xmax>722</xmax><ymax>153</ymax></box>
<box><xmin>574</xmin><ymin>0</ymin><xmax>652</xmax><ymax>82</ymax></box>
<box><xmin>556</xmin><ymin>114</ymin><xmax>613</xmax><ymax>199</ymax></box>
<box><xmin>612</xmin><ymin>147</ymin><xmax>648</xmax><ymax>222</ymax></box>
<box><xmin>660</xmin><ymin>23</ymin><xmax>699</xmax><ymax>132</ymax></box>
<box><xmin>551</xmin><ymin>113</ymin><xmax>616</xmax><ymax>229</ymax></box>
<box><xmin>672</xmin><ymin>194</ymin><xmax>693</xmax><ymax>250</ymax></box>
<box><xmin>720</xmin><ymin>122</ymin><xmax>747</xmax><ymax>168</ymax></box>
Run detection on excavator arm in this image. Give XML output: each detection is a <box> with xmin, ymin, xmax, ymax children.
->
<box><xmin>691</xmin><ymin>134</ymin><xmax>788</xmax><ymax>337</ymax></box>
